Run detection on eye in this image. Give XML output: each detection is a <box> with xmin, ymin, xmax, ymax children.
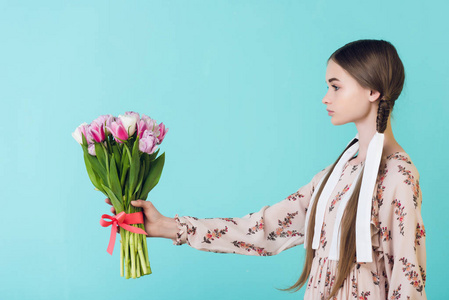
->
<box><xmin>326</xmin><ymin>85</ymin><xmax>340</xmax><ymax>91</ymax></box>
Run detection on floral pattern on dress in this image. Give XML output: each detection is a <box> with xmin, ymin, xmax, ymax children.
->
<box><xmin>329</xmin><ymin>184</ymin><xmax>351</xmax><ymax>212</ymax></box>
<box><xmin>267</xmin><ymin>211</ymin><xmax>302</xmax><ymax>241</ymax></box>
<box><xmin>320</xmin><ymin>222</ymin><xmax>327</xmax><ymax>250</ymax></box>
<box><xmin>397</xmin><ymin>164</ymin><xmax>420</xmax><ymax>209</ymax></box>
<box><xmin>380</xmin><ymin>225</ymin><xmax>392</xmax><ymax>241</ymax></box>
<box><xmin>218</xmin><ymin>217</ymin><xmax>238</xmax><ymax>225</ymax></box>
<box><xmin>386</xmin><ymin>152</ymin><xmax>412</xmax><ymax>164</ymax></box>
<box><xmin>287</xmin><ymin>191</ymin><xmax>305</xmax><ymax>201</ymax></box>
<box><xmin>350</xmin><ymin>164</ymin><xmax>360</xmax><ymax>175</ymax></box>
<box><xmin>351</xmin><ymin>275</ymin><xmax>358</xmax><ymax>298</ymax></box>
<box><xmin>371</xmin><ymin>163</ymin><xmax>388</xmax><ymax>228</ymax></box>
<box><xmin>399</xmin><ymin>257</ymin><xmax>424</xmax><ymax>294</ymax></box>
<box><xmin>317</xmin><ymin>257</ymin><xmax>325</xmax><ymax>285</ymax></box>
<box><xmin>419</xmin><ymin>265</ymin><xmax>426</xmax><ymax>287</ymax></box>
<box><xmin>391</xmin><ymin>284</ymin><xmax>402</xmax><ymax>300</ymax></box>
<box><xmin>231</xmin><ymin>241</ymin><xmax>271</xmax><ymax>256</ymax></box>
<box><xmin>392</xmin><ymin>199</ymin><xmax>407</xmax><ymax>236</ymax></box>
<box><xmin>371</xmin><ymin>271</ymin><xmax>380</xmax><ymax>286</ymax></box>
<box><xmin>173</xmin><ymin>151</ymin><xmax>427</xmax><ymax>299</ymax></box>
<box><xmin>325</xmin><ymin>269</ymin><xmax>335</xmax><ymax>288</ymax></box>
<box><xmin>247</xmin><ymin>217</ymin><xmax>264</xmax><ymax>235</ymax></box>
<box><xmin>202</xmin><ymin>227</ymin><xmax>228</xmax><ymax>244</ymax></box>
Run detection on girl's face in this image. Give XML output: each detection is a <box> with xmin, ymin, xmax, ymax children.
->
<box><xmin>322</xmin><ymin>59</ymin><xmax>378</xmax><ymax>126</ymax></box>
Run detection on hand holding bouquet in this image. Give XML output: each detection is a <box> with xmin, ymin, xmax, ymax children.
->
<box><xmin>72</xmin><ymin>111</ymin><xmax>168</xmax><ymax>279</ymax></box>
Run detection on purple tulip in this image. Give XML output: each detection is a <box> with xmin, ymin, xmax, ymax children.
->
<box><xmin>139</xmin><ymin>130</ymin><xmax>158</xmax><ymax>154</ymax></box>
<box><xmin>140</xmin><ymin>114</ymin><xmax>160</xmax><ymax>137</ymax></box>
<box><xmin>157</xmin><ymin>122</ymin><xmax>168</xmax><ymax>144</ymax></box>
<box><xmin>106</xmin><ymin>119</ymin><xmax>129</xmax><ymax>143</ymax></box>
<box><xmin>88</xmin><ymin>143</ymin><xmax>96</xmax><ymax>156</ymax></box>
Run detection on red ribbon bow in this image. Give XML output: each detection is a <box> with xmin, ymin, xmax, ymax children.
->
<box><xmin>100</xmin><ymin>211</ymin><xmax>147</xmax><ymax>255</ymax></box>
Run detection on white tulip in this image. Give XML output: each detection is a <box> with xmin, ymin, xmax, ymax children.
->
<box><xmin>118</xmin><ymin>114</ymin><xmax>138</xmax><ymax>137</ymax></box>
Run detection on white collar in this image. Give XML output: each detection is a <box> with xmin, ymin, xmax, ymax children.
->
<box><xmin>304</xmin><ymin>131</ymin><xmax>384</xmax><ymax>263</ymax></box>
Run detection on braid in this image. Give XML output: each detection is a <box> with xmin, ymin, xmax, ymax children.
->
<box><xmin>376</xmin><ymin>98</ymin><xmax>391</xmax><ymax>133</ymax></box>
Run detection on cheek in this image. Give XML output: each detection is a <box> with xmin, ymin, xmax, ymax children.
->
<box><xmin>341</xmin><ymin>90</ymin><xmax>366</xmax><ymax>111</ymax></box>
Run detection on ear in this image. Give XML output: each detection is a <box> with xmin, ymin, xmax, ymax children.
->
<box><xmin>369</xmin><ymin>90</ymin><xmax>381</xmax><ymax>103</ymax></box>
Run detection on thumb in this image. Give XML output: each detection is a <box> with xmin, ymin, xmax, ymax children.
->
<box><xmin>131</xmin><ymin>200</ymin><xmax>144</xmax><ymax>207</ymax></box>
<box><xmin>131</xmin><ymin>200</ymin><xmax>149</xmax><ymax>208</ymax></box>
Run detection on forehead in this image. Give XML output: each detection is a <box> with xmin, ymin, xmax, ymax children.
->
<box><xmin>325</xmin><ymin>59</ymin><xmax>350</xmax><ymax>82</ymax></box>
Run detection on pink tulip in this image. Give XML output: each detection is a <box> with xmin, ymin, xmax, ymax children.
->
<box><xmin>93</xmin><ymin>114</ymin><xmax>112</xmax><ymax>127</ymax></box>
<box><xmin>89</xmin><ymin>122</ymin><xmax>106</xmax><ymax>143</ymax></box>
<box><xmin>139</xmin><ymin>130</ymin><xmax>158</xmax><ymax>154</ymax></box>
<box><xmin>136</xmin><ymin>119</ymin><xmax>148</xmax><ymax>139</ymax></box>
<box><xmin>106</xmin><ymin>119</ymin><xmax>129</xmax><ymax>143</ymax></box>
<box><xmin>75</xmin><ymin>122</ymin><xmax>94</xmax><ymax>145</ymax></box>
<box><xmin>93</xmin><ymin>114</ymin><xmax>115</xmax><ymax>136</ymax></box>
<box><xmin>72</xmin><ymin>122</ymin><xmax>91</xmax><ymax>145</ymax></box>
<box><xmin>157</xmin><ymin>122</ymin><xmax>168</xmax><ymax>144</ymax></box>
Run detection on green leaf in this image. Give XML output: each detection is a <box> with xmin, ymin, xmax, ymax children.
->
<box><xmin>95</xmin><ymin>142</ymin><xmax>107</xmax><ymax>169</ymax></box>
<box><xmin>124</xmin><ymin>182</ymin><xmax>129</xmax><ymax>210</ymax></box>
<box><xmin>135</xmin><ymin>163</ymin><xmax>145</xmax><ymax>198</ymax></box>
<box><xmin>139</xmin><ymin>152</ymin><xmax>165</xmax><ymax>200</ymax></box>
<box><xmin>83</xmin><ymin>148</ymin><xmax>108</xmax><ymax>187</ymax></box>
<box><xmin>120</xmin><ymin>145</ymin><xmax>130</xmax><ymax>188</ymax></box>
<box><xmin>82</xmin><ymin>149</ymin><xmax>105</xmax><ymax>193</ymax></box>
<box><xmin>112</xmin><ymin>144</ymin><xmax>122</xmax><ymax>173</ymax></box>
<box><xmin>120</xmin><ymin>164</ymin><xmax>129</xmax><ymax>191</ymax></box>
<box><xmin>81</xmin><ymin>132</ymin><xmax>89</xmax><ymax>147</ymax></box>
<box><xmin>109</xmin><ymin>153</ymin><xmax>123</xmax><ymax>202</ymax></box>
<box><xmin>143</xmin><ymin>153</ymin><xmax>151</xmax><ymax>179</ymax></box>
<box><xmin>102</xmin><ymin>184</ymin><xmax>124</xmax><ymax>213</ymax></box>
<box><xmin>128</xmin><ymin>138</ymin><xmax>140</xmax><ymax>195</ymax></box>
<box><xmin>149</xmin><ymin>148</ymin><xmax>160</xmax><ymax>161</ymax></box>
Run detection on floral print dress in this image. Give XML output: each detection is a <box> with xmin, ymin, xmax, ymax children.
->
<box><xmin>173</xmin><ymin>152</ymin><xmax>427</xmax><ymax>299</ymax></box>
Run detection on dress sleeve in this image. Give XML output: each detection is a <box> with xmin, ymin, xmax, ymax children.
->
<box><xmin>171</xmin><ymin>164</ymin><xmax>331</xmax><ymax>256</ymax></box>
<box><xmin>378</xmin><ymin>159</ymin><xmax>427</xmax><ymax>299</ymax></box>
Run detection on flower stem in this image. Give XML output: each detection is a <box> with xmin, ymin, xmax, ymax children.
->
<box><xmin>130</xmin><ymin>231</ymin><xmax>136</xmax><ymax>279</ymax></box>
<box><xmin>137</xmin><ymin>234</ymin><xmax>148</xmax><ymax>275</ymax></box>
<box><xmin>136</xmin><ymin>251</ymin><xmax>141</xmax><ymax>278</ymax></box>
<box><xmin>141</xmin><ymin>226</ymin><xmax>152</xmax><ymax>274</ymax></box>
<box><xmin>125</xmin><ymin>230</ymin><xmax>130</xmax><ymax>279</ymax></box>
<box><xmin>120</xmin><ymin>228</ymin><xmax>124</xmax><ymax>277</ymax></box>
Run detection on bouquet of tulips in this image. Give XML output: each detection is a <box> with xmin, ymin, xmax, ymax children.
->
<box><xmin>72</xmin><ymin>111</ymin><xmax>168</xmax><ymax>279</ymax></box>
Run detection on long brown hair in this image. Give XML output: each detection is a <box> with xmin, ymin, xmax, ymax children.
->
<box><xmin>277</xmin><ymin>39</ymin><xmax>405</xmax><ymax>298</ymax></box>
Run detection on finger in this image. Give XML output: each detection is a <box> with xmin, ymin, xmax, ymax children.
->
<box><xmin>105</xmin><ymin>198</ymin><xmax>112</xmax><ymax>205</ymax></box>
<box><xmin>110</xmin><ymin>206</ymin><xmax>116</xmax><ymax>214</ymax></box>
<box><xmin>130</xmin><ymin>199</ymin><xmax>150</xmax><ymax>208</ymax></box>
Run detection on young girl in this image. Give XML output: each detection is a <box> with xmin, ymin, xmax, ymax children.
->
<box><xmin>106</xmin><ymin>39</ymin><xmax>427</xmax><ymax>299</ymax></box>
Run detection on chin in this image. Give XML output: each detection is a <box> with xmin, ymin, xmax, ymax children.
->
<box><xmin>330</xmin><ymin>117</ymin><xmax>348</xmax><ymax>126</ymax></box>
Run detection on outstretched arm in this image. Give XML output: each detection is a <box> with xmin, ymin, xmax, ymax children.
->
<box><xmin>172</xmin><ymin>165</ymin><xmax>330</xmax><ymax>256</ymax></box>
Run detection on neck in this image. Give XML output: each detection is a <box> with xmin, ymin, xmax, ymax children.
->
<box><xmin>353</xmin><ymin>115</ymin><xmax>396</xmax><ymax>162</ymax></box>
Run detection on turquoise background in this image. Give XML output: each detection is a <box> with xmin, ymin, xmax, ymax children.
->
<box><xmin>1</xmin><ymin>1</ymin><xmax>447</xmax><ymax>299</ymax></box>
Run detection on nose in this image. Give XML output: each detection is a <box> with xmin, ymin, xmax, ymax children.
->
<box><xmin>322</xmin><ymin>92</ymin><xmax>331</xmax><ymax>105</ymax></box>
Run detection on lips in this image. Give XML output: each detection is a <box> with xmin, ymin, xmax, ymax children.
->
<box><xmin>326</xmin><ymin>109</ymin><xmax>334</xmax><ymax>113</ymax></box>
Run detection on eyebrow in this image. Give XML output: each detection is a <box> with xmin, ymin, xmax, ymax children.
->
<box><xmin>326</xmin><ymin>78</ymin><xmax>340</xmax><ymax>83</ymax></box>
